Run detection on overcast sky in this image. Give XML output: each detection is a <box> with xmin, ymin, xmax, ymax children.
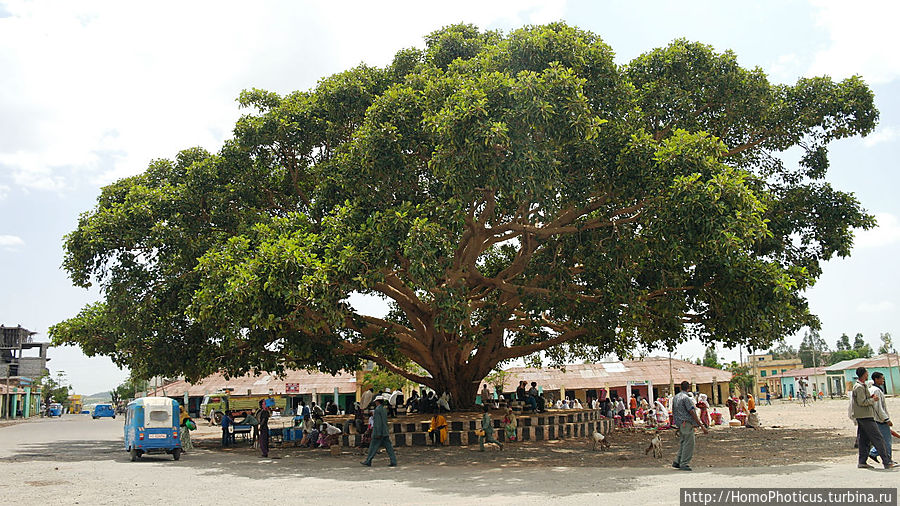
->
<box><xmin>1</xmin><ymin>0</ymin><xmax>898</xmax><ymax>394</ymax></box>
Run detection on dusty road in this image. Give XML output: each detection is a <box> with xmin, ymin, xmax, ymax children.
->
<box><xmin>0</xmin><ymin>411</ymin><xmax>896</xmax><ymax>505</ymax></box>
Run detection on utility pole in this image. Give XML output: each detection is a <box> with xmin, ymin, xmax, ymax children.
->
<box><xmin>892</xmin><ymin>346</ymin><xmax>899</xmax><ymax>396</ymax></box>
<box><xmin>749</xmin><ymin>348</ymin><xmax>757</xmax><ymax>398</ymax></box>
<box><xmin>886</xmin><ymin>347</ymin><xmax>897</xmax><ymax>395</ymax></box>
<box><xmin>668</xmin><ymin>350</ymin><xmax>674</xmax><ymax>396</ymax></box>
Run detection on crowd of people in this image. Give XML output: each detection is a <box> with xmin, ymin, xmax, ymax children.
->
<box><xmin>189</xmin><ymin>365</ymin><xmax>900</xmax><ymax>474</ymax></box>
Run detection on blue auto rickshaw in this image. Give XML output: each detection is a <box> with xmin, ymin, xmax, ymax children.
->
<box><xmin>92</xmin><ymin>404</ymin><xmax>116</xmax><ymax>419</ymax></box>
<box><xmin>48</xmin><ymin>403</ymin><xmax>63</xmax><ymax>417</ymax></box>
<box><xmin>124</xmin><ymin>397</ymin><xmax>182</xmax><ymax>461</ymax></box>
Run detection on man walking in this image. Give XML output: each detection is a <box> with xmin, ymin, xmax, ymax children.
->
<box><xmin>868</xmin><ymin>372</ymin><xmax>895</xmax><ymax>465</ymax></box>
<box><xmin>257</xmin><ymin>399</ymin><xmax>270</xmax><ymax>458</ymax></box>
<box><xmin>852</xmin><ymin>367</ymin><xmax>892</xmax><ymax>469</ymax></box>
<box><xmin>672</xmin><ymin>381</ymin><xmax>709</xmax><ymax>472</ymax></box>
<box><xmin>362</xmin><ymin>396</ymin><xmax>397</xmax><ymax>467</ymax></box>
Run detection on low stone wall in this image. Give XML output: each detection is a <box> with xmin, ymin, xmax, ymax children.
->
<box><xmin>339</xmin><ymin>409</ymin><xmax>612</xmax><ymax>447</ymax></box>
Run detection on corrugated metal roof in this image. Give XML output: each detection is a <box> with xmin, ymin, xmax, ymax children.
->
<box><xmin>769</xmin><ymin>366</ymin><xmax>827</xmax><ymax>379</ymax></box>
<box><xmin>824</xmin><ymin>354</ymin><xmax>900</xmax><ymax>372</ymax></box>
<box><xmin>148</xmin><ymin>370</ymin><xmax>358</xmax><ymax>397</ymax></box>
<box><xmin>501</xmin><ymin>357</ymin><xmax>732</xmax><ymax>391</ymax></box>
<box><xmin>825</xmin><ymin>357</ymin><xmax>866</xmax><ymax>372</ymax></box>
<box><xmin>855</xmin><ymin>354</ymin><xmax>900</xmax><ymax>369</ymax></box>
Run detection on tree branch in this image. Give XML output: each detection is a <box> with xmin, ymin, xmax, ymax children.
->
<box><xmin>500</xmin><ymin>328</ymin><xmax>588</xmax><ymax>360</ymax></box>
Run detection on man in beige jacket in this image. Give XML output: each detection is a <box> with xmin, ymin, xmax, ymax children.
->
<box><xmin>851</xmin><ymin>367</ymin><xmax>892</xmax><ymax>469</ymax></box>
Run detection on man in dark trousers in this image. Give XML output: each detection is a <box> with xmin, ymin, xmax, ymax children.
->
<box><xmin>361</xmin><ymin>396</ymin><xmax>397</xmax><ymax>467</ymax></box>
<box><xmin>257</xmin><ymin>399</ymin><xmax>270</xmax><ymax>458</ymax></box>
<box><xmin>221</xmin><ymin>410</ymin><xmax>234</xmax><ymax>448</ymax></box>
<box><xmin>852</xmin><ymin>367</ymin><xmax>892</xmax><ymax>469</ymax></box>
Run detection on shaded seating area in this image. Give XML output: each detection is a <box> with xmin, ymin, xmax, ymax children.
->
<box><xmin>335</xmin><ymin>409</ymin><xmax>610</xmax><ymax>448</ymax></box>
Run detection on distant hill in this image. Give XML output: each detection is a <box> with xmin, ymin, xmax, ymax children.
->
<box><xmin>82</xmin><ymin>391</ymin><xmax>112</xmax><ymax>404</ymax></box>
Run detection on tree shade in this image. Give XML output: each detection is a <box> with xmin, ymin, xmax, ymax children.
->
<box><xmin>51</xmin><ymin>23</ymin><xmax>877</xmax><ymax>406</ymax></box>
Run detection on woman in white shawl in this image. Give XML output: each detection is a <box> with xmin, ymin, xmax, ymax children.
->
<box><xmin>654</xmin><ymin>398</ymin><xmax>669</xmax><ymax>426</ymax></box>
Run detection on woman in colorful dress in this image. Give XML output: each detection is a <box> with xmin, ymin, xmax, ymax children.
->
<box><xmin>502</xmin><ymin>408</ymin><xmax>517</xmax><ymax>441</ymax></box>
<box><xmin>696</xmin><ymin>393</ymin><xmax>710</xmax><ymax>427</ymax></box>
<box><xmin>654</xmin><ymin>398</ymin><xmax>669</xmax><ymax>427</ymax></box>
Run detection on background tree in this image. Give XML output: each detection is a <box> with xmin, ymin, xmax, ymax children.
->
<box><xmin>701</xmin><ymin>345</ymin><xmax>722</xmax><ymax>369</ymax></box>
<box><xmin>39</xmin><ymin>371</ymin><xmax>72</xmax><ymax>408</ymax></box>
<box><xmin>798</xmin><ymin>329</ymin><xmax>829</xmax><ymax>368</ymax></box>
<box><xmin>725</xmin><ymin>362</ymin><xmax>754</xmax><ymax>396</ymax></box>
<box><xmin>110</xmin><ymin>375</ymin><xmax>146</xmax><ymax>407</ymax></box>
<box><xmin>853</xmin><ymin>333</ymin><xmax>873</xmax><ymax>358</ymax></box>
<box><xmin>361</xmin><ymin>366</ymin><xmax>416</xmax><ymax>394</ymax></box>
<box><xmin>828</xmin><ymin>349</ymin><xmax>859</xmax><ymax>365</ymax></box>
<box><xmin>768</xmin><ymin>339</ymin><xmax>797</xmax><ymax>361</ymax></box>
<box><xmin>484</xmin><ymin>368</ymin><xmax>510</xmax><ymax>393</ymax></box>
<box><xmin>836</xmin><ymin>333</ymin><xmax>852</xmax><ymax>351</ymax></box>
<box><xmin>51</xmin><ymin>23</ymin><xmax>878</xmax><ymax>407</ymax></box>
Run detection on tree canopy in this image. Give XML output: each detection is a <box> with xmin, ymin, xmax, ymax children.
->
<box><xmin>51</xmin><ymin>23</ymin><xmax>877</xmax><ymax>405</ymax></box>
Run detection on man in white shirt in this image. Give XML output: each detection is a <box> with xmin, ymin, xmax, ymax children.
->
<box><xmin>360</xmin><ymin>388</ymin><xmax>375</xmax><ymax>410</ymax></box>
<box><xmin>389</xmin><ymin>388</ymin><xmax>402</xmax><ymax>417</ymax></box>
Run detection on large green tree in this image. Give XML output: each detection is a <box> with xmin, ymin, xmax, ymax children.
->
<box><xmin>51</xmin><ymin>23</ymin><xmax>877</xmax><ymax>406</ymax></box>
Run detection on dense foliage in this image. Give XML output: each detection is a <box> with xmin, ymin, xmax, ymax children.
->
<box><xmin>39</xmin><ymin>372</ymin><xmax>71</xmax><ymax>406</ymax></box>
<box><xmin>51</xmin><ymin>23</ymin><xmax>877</xmax><ymax>405</ymax></box>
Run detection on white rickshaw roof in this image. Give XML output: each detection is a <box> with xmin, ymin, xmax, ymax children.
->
<box><xmin>129</xmin><ymin>396</ymin><xmax>177</xmax><ymax>409</ymax></box>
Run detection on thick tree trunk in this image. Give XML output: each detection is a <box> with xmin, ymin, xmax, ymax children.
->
<box><xmin>443</xmin><ymin>375</ymin><xmax>480</xmax><ymax>411</ymax></box>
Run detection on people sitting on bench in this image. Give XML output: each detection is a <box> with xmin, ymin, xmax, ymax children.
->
<box><xmin>437</xmin><ymin>391</ymin><xmax>451</xmax><ymax>412</ymax></box>
<box><xmin>405</xmin><ymin>391</ymin><xmax>420</xmax><ymax>413</ymax></box>
<box><xmin>516</xmin><ymin>381</ymin><xmax>537</xmax><ymax>412</ymax></box>
<box><xmin>528</xmin><ymin>382</ymin><xmax>546</xmax><ymax>412</ymax></box>
<box><xmin>428</xmin><ymin>412</ymin><xmax>448</xmax><ymax>446</ymax></box>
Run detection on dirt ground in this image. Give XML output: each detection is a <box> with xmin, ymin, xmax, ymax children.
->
<box><xmin>2</xmin><ymin>399</ymin><xmax>897</xmax><ymax>505</ymax></box>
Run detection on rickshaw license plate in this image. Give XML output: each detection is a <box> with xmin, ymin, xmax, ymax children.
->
<box><xmin>148</xmin><ymin>434</ymin><xmax>166</xmax><ymax>439</ymax></box>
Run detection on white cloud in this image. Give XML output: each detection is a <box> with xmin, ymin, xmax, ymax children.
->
<box><xmin>857</xmin><ymin>300</ymin><xmax>896</xmax><ymax>313</ymax></box>
<box><xmin>863</xmin><ymin>126</ymin><xmax>900</xmax><ymax>147</ymax></box>
<box><xmin>767</xmin><ymin>53</ymin><xmax>802</xmax><ymax>83</ymax></box>
<box><xmin>808</xmin><ymin>0</ymin><xmax>900</xmax><ymax>84</ymax></box>
<box><xmin>0</xmin><ymin>184</ymin><xmax>9</xmax><ymax>200</ymax></box>
<box><xmin>0</xmin><ymin>234</ymin><xmax>25</xmax><ymax>249</ymax></box>
<box><xmin>855</xmin><ymin>212</ymin><xmax>900</xmax><ymax>248</ymax></box>
<box><xmin>0</xmin><ymin>1</ymin><xmax>567</xmax><ymax>194</ymax></box>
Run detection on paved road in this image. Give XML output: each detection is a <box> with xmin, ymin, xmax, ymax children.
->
<box><xmin>0</xmin><ymin>415</ymin><xmax>896</xmax><ymax>505</ymax></box>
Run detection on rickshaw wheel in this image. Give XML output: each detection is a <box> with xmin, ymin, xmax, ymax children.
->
<box><xmin>130</xmin><ymin>448</ymin><xmax>140</xmax><ymax>462</ymax></box>
<box><xmin>172</xmin><ymin>448</ymin><xmax>182</xmax><ymax>461</ymax></box>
